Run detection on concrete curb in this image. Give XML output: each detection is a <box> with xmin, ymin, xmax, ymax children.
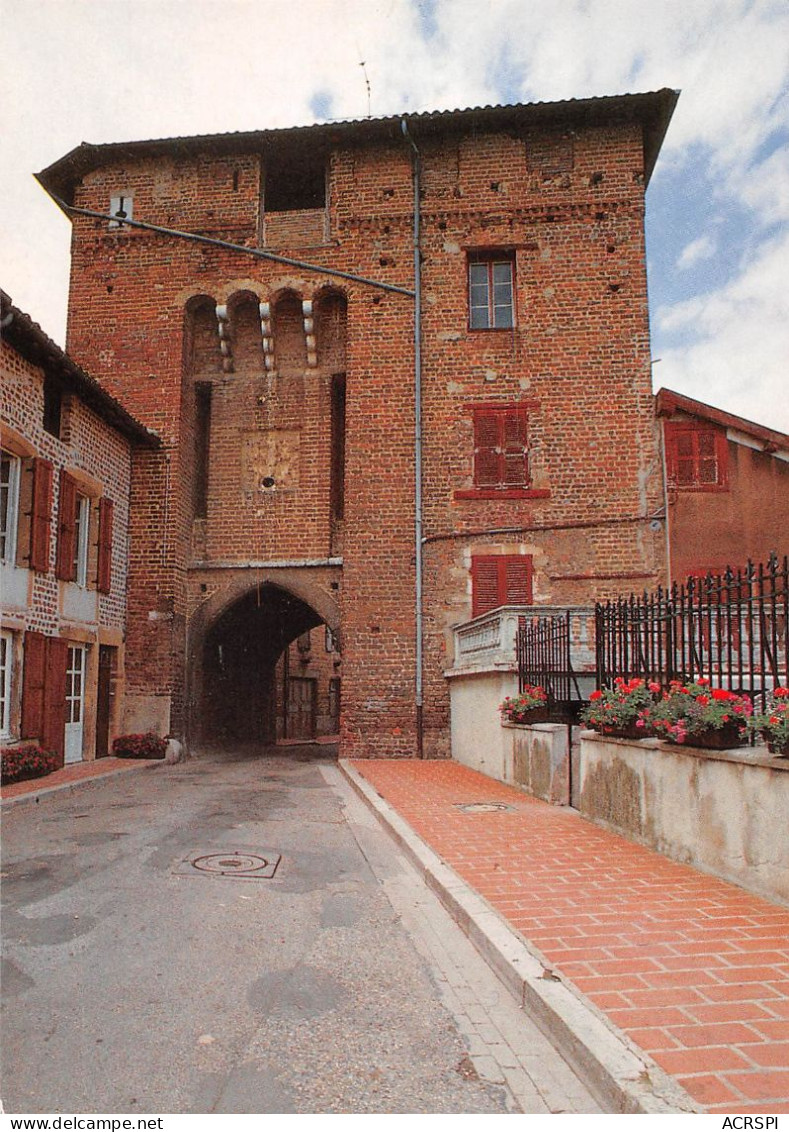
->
<box><xmin>340</xmin><ymin>759</ymin><xmax>701</xmax><ymax>1115</ymax></box>
<box><xmin>0</xmin><ymin>760</ymin><xmax>162</xmax><ymax>810</ymax></box>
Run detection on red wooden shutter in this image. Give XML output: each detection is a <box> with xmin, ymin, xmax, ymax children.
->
<box><xmin>472</xmin><ymin>555</ymin><xmax>533</xmax><ymax>616</ymax></box>
<box><xmin>42</xmin><ymin>638</ymin><xmax>68</xmax><ymax>765</ymax></box>
<box><xmin>503</xmin><ymin>556</ymin><xmax>533</xmax><ymax>604</ymax></box>
<box><xmin>30</xmin><ymin>458</ymin><xmax>53</xmax><ymax>572</ymax></box>
<box><xmin>56</xmin><ymin>470</ymin><xmax>77</xmax><ymax>581</ymax></box>
<box><xmin>502</xmin><ymin>409</ymin><xmax>528</xmax><ymax>486</ymax></box>
<box><xmin>20</xmin><ymin>630</ymin><xmax>47</xmax><ymax>739</ymax></box>
<box><xmin>97</xmin><ymin>497</ymin><xmax>113</xmax><ymax>593</ymax></box>
<box><xmin>473</xmin><ymin>411</ymin><xmax>502</xmax><ymax>486</ymax></box>
<box><xmin>471</xmin><ymin>556</ymin><xmax>503</xmax><ymax>616</ymax></box>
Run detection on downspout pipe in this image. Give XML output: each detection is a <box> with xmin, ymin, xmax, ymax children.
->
<box><xmin>401</xmin><ymin>119</ymin><xmax>424</xmax><ymax>758</ymax></box>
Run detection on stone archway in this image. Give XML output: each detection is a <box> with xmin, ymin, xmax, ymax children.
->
<box><xmin>187</xmin><ymin>576</ymin><xmax>340</xmax><ymax>746</ymax></box>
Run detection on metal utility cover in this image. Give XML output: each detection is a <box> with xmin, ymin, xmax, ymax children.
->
<box><xmin>454</xmin><ymin>802</ymin><xmax>515</xmax><ymax>814</ymax></box>
<box><xmin>173</xmin><ymin>849</ymin><xmax>281</xmax><ymax>879</ymax></box>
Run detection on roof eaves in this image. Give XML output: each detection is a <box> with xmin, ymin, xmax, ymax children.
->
<box><xmin>656</xmin><ymin>387</ymin><xmax>789</xmax><ymax>452</ymax></box>
<box><xmin>36</xmin><ymin>88</ymin><xmax>679</xmax><ymax>203</ymax></box>
<box><xmin>1</xmin><ymin>291</ymin><xmax>160</xmax><ymax>448</ymax></box>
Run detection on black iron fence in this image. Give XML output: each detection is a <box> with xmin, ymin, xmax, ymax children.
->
<box><xmin>595</xmin><ymin>555</ymin><xmax>788</xmax><ymax>714</ymax></box>
<box><xmin>517</xmin><ymin>611</ymin><xmax>585</xmax><ymax>718</ymax></box>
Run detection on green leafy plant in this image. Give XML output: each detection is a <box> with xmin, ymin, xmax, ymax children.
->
<box><xmin>581</xmin><ymin>677</ymin><xmax>659</xmax><ymax>735</ymax></box>
<box><xmin>499</xmin><ymin>685</ymin><xmax>548</xmax><ymax>722</ymax></box>
<box><xmin>649</xmin><ymin>679</ymin><xmax>752</xmax><ymax>745</ymax></box>
<box><xmin>749</xmin><ymin>687</ymin><xmax>789</xmax><ymax>754</ymax></box>
<box><xmin>1</xmin><ymin>745</ymin><xmax>60</xmax><ymax>785</ymax></box>
<box><xmin>112</xmin><ymin>732</ymin><xmax>167</xmax><ymax>759</ymax></box>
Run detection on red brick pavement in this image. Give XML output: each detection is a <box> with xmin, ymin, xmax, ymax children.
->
<box><xmin>351</xmin><ymin>758</ymin><xmax>789</xmax><ymax>1114</ymax></box>
<box><xmin>0</xmin><ymin>757</ymin><xmax>161</xmax><ymax>801</ymax></box>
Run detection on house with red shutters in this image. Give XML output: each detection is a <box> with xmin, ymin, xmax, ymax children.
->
<box><xmin>657</xmin><ymin>388</ymin><xmax>789</xmax><ymax>585</ymax></box>
<box><xmin>1</xmin><ymin>291</ymin><xmax>157</xmax><ymax>766</ymax></box>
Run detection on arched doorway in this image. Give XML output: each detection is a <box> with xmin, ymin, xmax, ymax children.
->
<box><xmin>199</xmin><ymin>582</ymin><xmax>340</xmax><ymax>744</ymax></box>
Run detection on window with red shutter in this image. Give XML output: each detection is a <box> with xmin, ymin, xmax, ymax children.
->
<box><xmin>97</xmin><ymin>497</ymin><xmax>113</xmax><ymax>594</ymax></box>
<box><xmin>471</xmin><ymin>555</ymin><xmax>533</xmax><ymax>616</ymax></box>
<box><xmin>20</xmin><ymin>630</ymin><xmax>47</xmax><ymax>739</ymax></box>
<box><xmin>29</xmin><ymin>458</ymin><xmax>53</xmax><ymax>573</ymax></box>
<box><xmin>56</xmin><ymin>470</ymin><xmax>77</xmax><ymax>581</ymax></box>
<box><xmin>472</xmin><ymin>406</ymin><xmax>529</xmax><ymax>490</ymax></box>
<box><xmin>665</xmin><ymin>423</ymin><xmax>728</xmax><ymax>490</ymax></box>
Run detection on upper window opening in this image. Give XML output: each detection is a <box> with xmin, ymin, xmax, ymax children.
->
<box><xmin>109</xmin><ymin>194</ymin><xmax>133</xmax><ymax>228</ymax></box>
<box><xmin>264</xmin><ymin>149</ymin><xmax>326</xmax><ymax>212</ymax></box>
<box><xmin>468</xmin><ymin>252</ymin><xmax>515</xmax><ymax>330</ymax></box>
<box><xmin>43</xmin><ymin>373</ymin><xmax>62</xmax><ymax>438</ymax></box>
<box><xmin>665</xmin><ymin>424</ymin><xmax>728</xmax><ymax>491</ymax></box>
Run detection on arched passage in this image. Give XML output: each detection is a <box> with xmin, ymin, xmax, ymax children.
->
<box><xmin>197</xmin><ymin>582</ymin><xmax>340</xmax><ymax>744</ymax></box>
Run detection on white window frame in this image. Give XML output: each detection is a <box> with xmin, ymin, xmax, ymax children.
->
<box><xmin>468</xmin><ymin>255</ymin><xmax>515</xmax><ymax>330</ymax></box>
<box><xmin>0</xmin><ymin>630</ymin><xmax>13</xmax><ymax>739</ymax></box>
<box><xmin>73</xmin><ymin>494</ymin><xmax>91</xmax><ymax>587</ymax></box>
<box><xmin>0</xmin><ymin>449</ymin><xmax>21</xmax><ymax>564</ymax></box>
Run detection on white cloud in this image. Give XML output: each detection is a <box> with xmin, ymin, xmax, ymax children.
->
<box><xmin>676</xmin><ymin>234</ymin><xmax>718</xmax><ymax>271</ymax></box>
<box><xmin>656</xmin><ymin>229</ymin><xmax>789</xmax><ymax>431</ymax></box>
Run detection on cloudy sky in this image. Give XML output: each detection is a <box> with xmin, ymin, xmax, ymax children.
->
<box><xmin>2</xmin><ymin>0</ymin><xmax>788</xmax><ymax>429</ymax></box>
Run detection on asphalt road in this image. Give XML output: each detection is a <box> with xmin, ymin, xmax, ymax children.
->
<box><xmin>1</xmin><ymin>747</ymin><xmax>598</xmax><ymax>1114</ymax></box>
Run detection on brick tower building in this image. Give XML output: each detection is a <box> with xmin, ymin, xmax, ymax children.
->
<box><xmin>36</xmin><ymin>89</ymin><xmax>677</xmax><ymax>758</ymax></box>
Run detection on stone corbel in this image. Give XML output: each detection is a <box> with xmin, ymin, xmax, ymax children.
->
<box><xmin>215</xmin><ymin>304</ymin><xmax>234</xmax><ymax>373</ymax></box>
<box><xmin>259</xmin><ymin>302</ymin><xmax>276</xmax><ymax>374</ymax></box>
<box><xmin>302</xmin><ymin>300</ymin><xmax>317</xmax><ymax>368</ymax></box>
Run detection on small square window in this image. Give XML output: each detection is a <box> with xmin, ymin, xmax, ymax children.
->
<box><xmin>109</xmin><ymin>194</ymin><xmax>133</xmax><ymax>228</ymax></box>
<box><xmin>665</xmin><ymin>424</ymin><xmax>727</xmax><ymax>490</ymax></box>
<box><xmin>468</xmin><ymin>253</ymin><xmax>515</xmax><ymax>329</ymax></box>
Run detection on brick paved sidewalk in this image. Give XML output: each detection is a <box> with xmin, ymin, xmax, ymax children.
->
<box><xmin>351</xmin><ymin>758</ymin><xmax>789</xmax><ymax>1114</ymax></box>
<box><xmin>0</xmin><ymin>756</ymin><xmax>161</xmax><ymax>803</ymax></box>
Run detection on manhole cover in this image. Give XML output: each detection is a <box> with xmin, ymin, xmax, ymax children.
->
<box><xmin>173</xmin><ymin>849</ymin><xmax>281</xmax><ymax>879</ymax></box>
<box><xmin>454</xmin><ymin>802</ymin><xmax>514</xmax><ymax>814</ymax></box>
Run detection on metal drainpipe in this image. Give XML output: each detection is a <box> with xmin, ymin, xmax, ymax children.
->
<box><xmin>401</xmin><ymin>119</ymin><xmax>424</xmax><ymax>758</ymax></box>
<box><xmin>659</xmin><ymin>413</ymin><xmax>673</xmax><ymax>588</ymax></box>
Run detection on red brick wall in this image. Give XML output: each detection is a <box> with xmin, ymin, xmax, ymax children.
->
<box><xmin>667</xmin><ymin>430</ymin><xmax>789</xmax><ymax>581</ymax></box>
<box><xmin>62</xmin><ymin>116</ymin><xmax>666</xmax><ymax>756</ymax></box>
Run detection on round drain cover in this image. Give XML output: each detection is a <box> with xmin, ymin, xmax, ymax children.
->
<box><xmin>192</xmin><ymin>852</ymin><xmax>270</xmax><ymax>875</ymax></box>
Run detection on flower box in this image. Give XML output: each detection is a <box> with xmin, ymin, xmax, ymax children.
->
<box><xmin>1</xmin><ymin>745</ymin><xmax>60</xmax><ymax>785</ymax></box>
<box><xmin>751</xmin><ymin>688</ymin><xmax>789</xmax><ymax>757</ymax></box>
<box><xmin>499</xmin><ymin>686</ymin><xmax>549</xmax><ymax>725</ymax></box>
<box><xmin>674</xmin><ymin>722</ymin><xmax>746</xmax><ymax>750</ymax></box>
<box><xmin>507</xmin><ymin>706</ymin><xmax>550</xmax><ymax>725</ymax></box>
<box><xmin>599</xmin><ymin>722</ymin><xmax>649</xmax><ymax>741</ymax></box>
<box><xmin>112</xmin><ymin>733</ymin><xmax>167</xmax><ymax>760</ymax></box>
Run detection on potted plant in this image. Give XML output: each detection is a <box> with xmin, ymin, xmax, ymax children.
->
<box><xmin>581</xmin><ymin>677</ymin><xmax>659</xmax><ymax>739</ymax></box>
<box><xmin>749</xmin><ymin>687</ymin><xmax>789</xmax><ymax>756</ymax></box>
<box><xmin>111</xmin><ymin>732</ymin><xmax>167</xmax><ymax>759</ymax></box>
<box><xmin>1</xmin><ymin>745</ymin><xmax>60</xmax><ymax>785</ymax></box>
<box><xmin>649</xmin><ymin>679</ymin><xmax>752</xmax><ymax>749</ymax></box>
<box><xmin>499</xmin><ymin>685</ymin><xmax>549</xmax><ymax>724</ymax></box>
